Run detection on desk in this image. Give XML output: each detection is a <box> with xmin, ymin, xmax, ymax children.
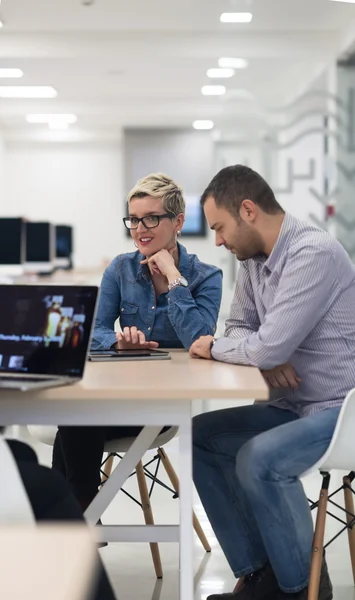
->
<box><xmin>0</xmin><ymin>351</ymin><xmax>268</xmax><ymax>600</ymax></box>
<box><xmin>0</xmin><ymin>525</ymin><xmax>97</xmax><ymax>600</ymax></box>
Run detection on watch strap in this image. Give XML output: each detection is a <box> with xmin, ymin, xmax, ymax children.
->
<box><xmin>210</xmin><ymin>338</ymin><xmax>217</xmax><ymax>358</ymax></box>
<box><xmin>168</xmin><ymin>277</ymin><xmax>186</xmax><ymax>291</ymax></box>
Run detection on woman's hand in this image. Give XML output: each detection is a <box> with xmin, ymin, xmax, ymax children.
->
<box><xmin>140</xmin><ymin>249</ymin><xmax>180</xmax><ymax>281</ymax></box>
<box><xmin>116</xmin><ymin>327</ymin><xmax>159</xmax><ymax>349</ymax></box>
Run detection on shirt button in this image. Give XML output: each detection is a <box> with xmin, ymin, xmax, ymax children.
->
<box><xmin>152</xmin><ymin>306</ymin><xmax>155</xmax><ymax>310</ymax></box>
<box><xmin>121</xmin><ymin>308</ymin><xmax>124</xmax><ymax>312</ymax></box>
<box><xmin>148</xmin><ymin>327</ymin><xmax>151</xmax><ymax>331</ymax></box>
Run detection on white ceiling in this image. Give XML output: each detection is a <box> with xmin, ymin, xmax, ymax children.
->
<box><xmin>3</xmin><ymin>0</ymin><xmax>355</xmax><ymax>32</ymax></box>
<box><xmin>1</xmin><ymin>0</ymin><xmax>355</xmax><ymax>141</ymax></box>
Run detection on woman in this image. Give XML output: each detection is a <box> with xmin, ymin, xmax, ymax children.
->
<box><xmin>53</xmin><ymin>173</ymin><xmax>222</xmax><ymax>510</ymax></box>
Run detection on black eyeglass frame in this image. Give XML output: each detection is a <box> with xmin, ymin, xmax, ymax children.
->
<box><xmin>122</xmin><ymin>213</ymin><xmax>176</xmax><ymax>230</ymax></box>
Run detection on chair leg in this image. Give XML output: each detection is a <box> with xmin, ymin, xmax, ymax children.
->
<box><xmin>101</xmin><ymin>453</ymin><xmax>115</xmax><ymax>485</ymax></box>
<box><xmin>343</xmin><ymin>474</ymin><xmax>355</xmax><ymax>585</ymax></box>
<box><xmin>233</xmin><ymin>577</ymin><xmax>245</xmax><ymax>593</ymax></box>
<box><xmin>308</xmin><ymin>474</ymin><xmax>330</xmax><ymax>600</ymax></box>
<box><xmin>157</xmin><ymin>447</ymin><xmax>212</xmax><ymax>553</ymax></box>
<box><xmin>136</xmin><ymin>460</ymin><xmax>163</xmax><ymax>579</ymax></box>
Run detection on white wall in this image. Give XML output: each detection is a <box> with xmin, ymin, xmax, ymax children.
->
<box><xmin>0</xmin><ymin>131</ymin><xmax>5</xmax><ymax>201</ymax></box>
<box><xmin>3</xmin><ymin>138</ymin><xmax>227</xmax><ymax>289</ymax></box>
<box><xmin>272</xmin><ymin>113</ymin><xmax>325</xmax><ymax>225</ymax></box>
<box><xmin>4</xmin><ymin>142</ymin><xmax>125</xmax><ymax>268</ymax></box>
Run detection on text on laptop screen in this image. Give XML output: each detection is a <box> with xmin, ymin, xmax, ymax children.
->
<box><xmin>0</xmin><ymin>285</ymin><xmax>98</xmax><ymax>376</ymax></box>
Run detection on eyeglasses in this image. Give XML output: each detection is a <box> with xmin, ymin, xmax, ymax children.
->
<box><xmin>123</xmin><ymin>213</ymin><xmax>175</xmax><ymax>230</ymax></box>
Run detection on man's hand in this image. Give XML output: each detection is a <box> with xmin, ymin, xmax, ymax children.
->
<box><xmin>116</xmin><ymin>327</ymin><xmax>159</xmax><ymax>350</ymax></box>
<box><xmin>140</xmin><ymin>249</ymin><xmax>180</xmax><ymax>281</ymax></box>
<box><xmin>189</xmin><ymin>335</ymin><xmax>214</xmax><ymax>360</ymax></box>
<box><xmin>261</xmin><ymin>362</ymin><xmax>301</xmax><ymax>389</ymax></box>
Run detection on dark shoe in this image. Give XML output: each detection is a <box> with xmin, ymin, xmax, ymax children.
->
<box><xmin>276</xmin><ymin>557</ymin><xmax>333</xmax><ymax>600</ymax></box>
<box><xmin>207</xmin><ymin>563</ymin><xmax>279</xmax><ymax>599</ymax></box>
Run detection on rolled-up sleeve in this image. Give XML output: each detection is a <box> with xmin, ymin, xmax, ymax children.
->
<box><xmin>167</xmin><ymin>270</ymin><xmax>222</xmax><ymax>349</ymax></box>
<box><xmin>91</xmin><ymin>262</ymin><xmax>121</xmax><ymax>351</ymax></box>
<box><xmin>212</xmin><ymin>246</ymin><xmax>338</xmax><ymax>369</ymax></box>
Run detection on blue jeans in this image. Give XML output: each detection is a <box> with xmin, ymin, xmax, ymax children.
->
<box><xmin>193</xmin><ymin>404</ymin><xmax>341</xmax><ymax>593</ymax></box>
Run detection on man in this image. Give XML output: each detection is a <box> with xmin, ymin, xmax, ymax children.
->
<box><xmin>190</xmin><ymin>165</ymin><xmax>355</xmax><ymax>600</ymax></box>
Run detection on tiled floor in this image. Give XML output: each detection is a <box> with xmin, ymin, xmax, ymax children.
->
<box><xmin>15</xmin><ymin>399</ymin><xmax>355</xmax><ymax>600</ymax></box>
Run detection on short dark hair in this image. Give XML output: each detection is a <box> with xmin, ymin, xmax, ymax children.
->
<box><xmin>200</xmin><ymin>165</ymin><xmax>284</xmax><ymax>216</ymax></box>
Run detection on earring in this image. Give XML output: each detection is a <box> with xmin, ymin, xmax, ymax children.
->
<box><xmin>177</xmin><ymin>231</ymin><xmax>181</xmax><ymax>237</ymax></box>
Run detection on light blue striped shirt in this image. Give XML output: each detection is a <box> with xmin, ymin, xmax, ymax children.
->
<box><xmin>212</xmin><ymin>213</ymin><xmax>355</xmax><ymax>416</ymax></box>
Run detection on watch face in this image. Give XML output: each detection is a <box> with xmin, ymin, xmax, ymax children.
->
<box><xmin>180</xmin><ymin>277</ymin><xmax>188</xmax><ymax>287</ymax></box>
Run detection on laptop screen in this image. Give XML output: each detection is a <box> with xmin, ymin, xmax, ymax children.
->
<box><xmin>0</xmin><ymin>285</ymin><xmax>98</xmax><ymax>377</ymax></box>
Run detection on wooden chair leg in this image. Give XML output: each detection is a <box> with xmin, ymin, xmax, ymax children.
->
<box><xmin>233</xmin><ymin>577</ymin><xmax>245</xmax><ymax>593</ymax></box>
<box><xmin>157</xmin><ymin>447</ymin><xmax>212</xmax><ymax>553</ymax></box>
<box><xmin>308</xmin><ymin>474</ymin><xmax>330</xmax><ymax>600</ymax></box>
<box><xmin>136</xmin><ymin>461</ymin><xmax>163</xmax><ymax>579</ymax></box>
<box><xmin>343</xmin><ymin>475</ymin><xmax>355</xmax><ymax>585</ymax></box>
<box><xmin>101</xmin><ymin>453</ymin><xmax>115</xmax><ymax>485</ymax></box>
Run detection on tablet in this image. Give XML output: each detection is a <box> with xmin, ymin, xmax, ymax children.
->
<box><xmin>88</xmin><ymin>348</ymin><xmax>171</xmax><ymax>362</ymax></box>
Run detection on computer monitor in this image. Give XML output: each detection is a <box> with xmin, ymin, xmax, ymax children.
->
<box><xmin>0</xmin><ymin>217</ymin><xmax>26</xmax><ymax>276</ymax></box>
<box><xmin>25</xmin><ymin>222</ymin><xmax>55</xmax><ymax>274</ymax></box>
<box><xmin>181</xmin><ymin>195</ymin><xmax>206</xmax><ymax>237</ymax></box>
<box><xmin>55</xmin><ymin>225</ymin><xmax>73</xmax><ymax>269</ymax></box>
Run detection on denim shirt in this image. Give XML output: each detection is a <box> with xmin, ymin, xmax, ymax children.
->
<box><xmin>92</xmin><ymin>243</ymin><xmax>222</xmax><ymax>350</ymax></box>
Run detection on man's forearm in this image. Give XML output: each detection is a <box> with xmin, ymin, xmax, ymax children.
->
<box><xmin>211</xmin><ymin>336</ymin><xmax>252</xmax><ymax>365</ymax></box>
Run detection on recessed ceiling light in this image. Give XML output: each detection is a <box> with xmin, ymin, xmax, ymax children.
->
<box><xmin>26</xmin><ymin>114</ymin><xmax>77</xmax><ymax>124</ymax></box>
<box><xmin>220</xmin><ymin>12</ymin><xmax>253</xmax><ymax>23</ymax></box>
<box><xmin>201</xmin><ymin>85</ymin><xmax>226</xmax><ymax>96</ymax></box>
<box><xmin>193</xmin><ymin>120</ymin><xmax>214</xmax><ymax>130</ymax></box>
<box><xmin>0</xmin><ymin>86</ymin><xmax>57</xmax><ymax>98</ymax></box>
<box><xmin>218</xmin><ymin>57</ymin><xmax>248</xmax><ymax>69</ymax></box>
<box><xmin>329</xmin><ymin>0</ymin><xmax>355</xmax><ymax>3</ymax></box>
<box><xmin>0</xmin><ymin>21</ymin><xmax>3</xmax><ymax>29</ymax></box>
<box><xmin>207</xmin><ymin>68</ymin><xmax>235</xmax><ymax>78</ymax></box>
<box><xmin>0</xmin><ymin>69</ymin><xmax>23</xmax><ymax>78</ymax></box>
<box><xmin>48</xmin><ymin>121</ymin><xmax>69</xmax><ymax>131</ymax></box>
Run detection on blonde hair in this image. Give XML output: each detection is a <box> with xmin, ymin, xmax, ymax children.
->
<box><xmin>127</xmin><ymin>173</ymin><xmax>185</xmax><ymax>216</ymax></box>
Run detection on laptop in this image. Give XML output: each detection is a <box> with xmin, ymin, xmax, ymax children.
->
<box><xmin>0</xmin><ymin>284</ymin><xmax>98</xmax><ymax>391</ymax></box>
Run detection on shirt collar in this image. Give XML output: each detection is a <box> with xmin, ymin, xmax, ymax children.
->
<box><xmin>136</xmin><ymin>242</ymin><xmax>190</xmax><ymax>281</ymax></box>
<box><xmin>263</xmin><ymin>212</ymin><xmax>296</xmax><ymax>273</ymax></box>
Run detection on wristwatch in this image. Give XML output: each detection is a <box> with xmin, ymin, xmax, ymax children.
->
<box><xmin>210</xmin><ymin>337</ymin><xmax>217</xmax><ymax>357</ymax></box>
<box><xmin>168</xmin><ymin>276</ymin><xmax>188</xmax><ymax>291</ymax></box>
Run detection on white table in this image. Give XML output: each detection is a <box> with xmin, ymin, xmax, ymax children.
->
<box><xmin>0</xmin><ymin>351</ymin><xmax>268</xmax><ymax>600</ymax></box>
<box><xmin>0</xmin><ymin>525</ymin><xmax>97</xmax><ymax>600</ymax></box>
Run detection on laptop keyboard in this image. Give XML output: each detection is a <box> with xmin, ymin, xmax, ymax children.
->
<box><xmin>0</xmin><ymin>377</ymin><xmax>56</xmax><ymax>383</ymax></box>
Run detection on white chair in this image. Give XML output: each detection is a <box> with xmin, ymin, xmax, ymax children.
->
<box><xmin>303</xmin><ymin>388</ymin><xmax>355</xmax><ymax>600</ymax></box>
<box><xmin>28</xmin><ymin>425</ymin><xmax>211</xmax><ymax>578</ymax></box>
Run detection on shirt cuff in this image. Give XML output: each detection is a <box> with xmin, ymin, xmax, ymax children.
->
<box><xmin>167</xmin><ymin>284</ymin><xmax>191</xmax><ymax>302</ymax></box>
<box><xmin>211</xmin><ymin>336</ymin><xmax>248</xmax><ymax>364</ymax></box>
<box><xmin>91</xmin><ymin>332</ymin><xmax>118</xmax><ymax>351</ymax></box>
